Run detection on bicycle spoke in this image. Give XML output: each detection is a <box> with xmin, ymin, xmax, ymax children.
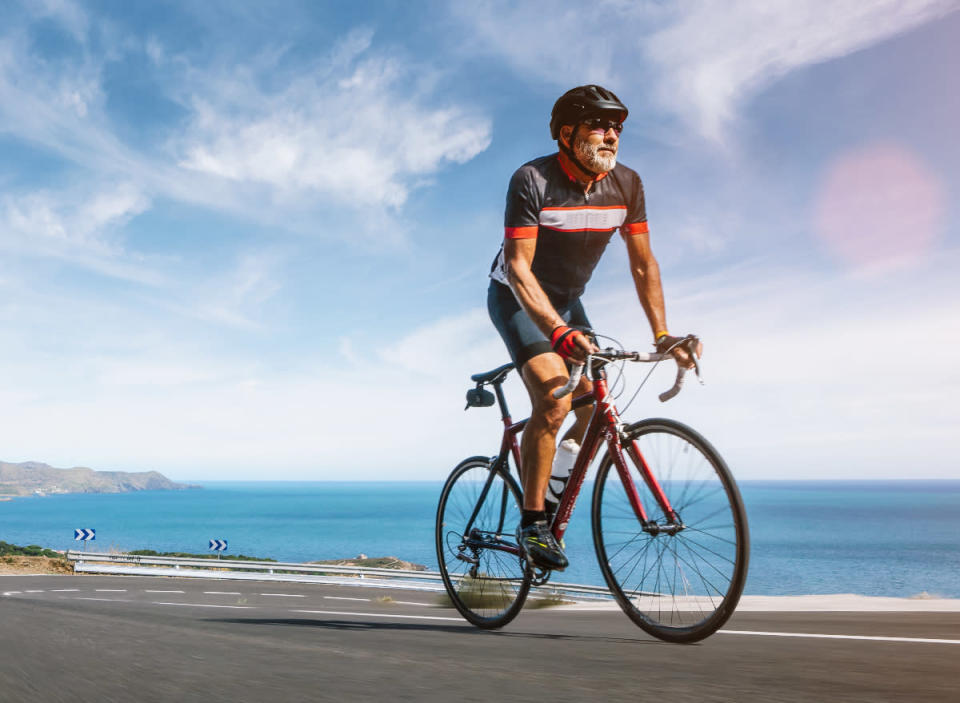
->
<box><xmin>679</xmin><ymin>533</ymin><xmax>738</xmax><ymax>567</ymax></box>
<box><xmin>594</xmin><ymin>420</ymin><xmax>749</xmax><ymax>642</ymax></box>
<box><xmin>685</xmin><ymin>526</ymin><xmax>739</xmax><ymax>547</ymax></box>
<box><xmin>665</xmin><ymin>539</ymin><xmax>726</xmax><ymax>599</ymax></box>
<box><xmin>436</xmin><ymin>459</ymin><xmax>531</xmax><ymax>628</ymax></box>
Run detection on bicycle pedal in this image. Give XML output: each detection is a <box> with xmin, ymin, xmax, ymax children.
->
<box><xmin>532</xmin><ymin>567</ymin><xmax>552</xmax><ymax>587</ymax></box>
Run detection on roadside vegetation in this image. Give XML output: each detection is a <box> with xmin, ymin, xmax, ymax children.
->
<box><xmin>0</xmin><ymin>541</ymin><xmax>71</xmax><ymax>574</ymax></box>
<box><xmin>0</xmin><ymin>540</ymin><xmax>62</xmax><ymax>558</ymax></box>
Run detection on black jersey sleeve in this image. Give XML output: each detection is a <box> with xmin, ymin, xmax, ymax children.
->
<box><xmin>621</xmin><ymin>170</ymin><xmax>649</xmax><ymax>236</ymax></box>
<box><xmin>503</xmin><ymin>165</ymin><xmax>542</xmax><ymax>239</ymax></box>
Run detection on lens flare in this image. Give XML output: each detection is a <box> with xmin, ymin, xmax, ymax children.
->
<box><xmin>813</xmin><ymin>143</ymin><xmax>945</xmax><ymax>269</ymax></box>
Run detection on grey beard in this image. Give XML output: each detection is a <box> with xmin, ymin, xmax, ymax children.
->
<box><xmin>573</xmin><ymin>137</ymin><xmax>617</xmax><ymax>173</ymax></box>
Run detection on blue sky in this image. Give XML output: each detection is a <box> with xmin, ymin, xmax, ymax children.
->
<box><xmin>1</xmin><ymin>0</ymin><xmax>958</xmax><ymax>480</ymax></box>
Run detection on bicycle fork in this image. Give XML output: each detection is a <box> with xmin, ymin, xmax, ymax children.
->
<box><xmin>617</xmin><ymin>436</ymin><xmax>684</xmax><ymax>536</ymax></box>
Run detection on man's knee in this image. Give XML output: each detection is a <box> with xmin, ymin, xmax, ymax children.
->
<box><xmin>532</xmin><ymin>396</ymin><xmax>570</xmax><ymax>435</ymax></box>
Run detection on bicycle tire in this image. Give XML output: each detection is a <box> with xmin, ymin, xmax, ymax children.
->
<box><xmin>436</xmin><ymin>456</ymin><xmax>531</xmax><ymax>629</ymax></box>
<box><xmin>592</xmin><ymin>418</ymin><xmax>749</xmax><ymax>643</ymax></box>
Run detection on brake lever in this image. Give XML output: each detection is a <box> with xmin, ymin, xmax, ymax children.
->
<box><xmin>685</xmin><ymin>335</ymin><xmax>704</xmax><ymax>385</ymax></box>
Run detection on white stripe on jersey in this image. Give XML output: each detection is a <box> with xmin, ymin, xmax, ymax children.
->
<box><xmin>539</xmin><ymin>206</ymin><xmax>627</xmax><ymax>232</ymax></box>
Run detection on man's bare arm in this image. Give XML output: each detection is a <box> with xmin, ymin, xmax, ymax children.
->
<box><xmin>624</xmin><ymin>232</ymin><xmax>668</xmax><ymax>338</ymax></box>
<box><xmin>625</xmin><ymin>232</ymin><xmax>701</xmax><ymax>365</ymax></box>
<box><xmin>504</xmin><ymin>238</ymin><xmax>564</xmax><ymax>334</ymax></box>
<box><xmin>504</xmin><ymin>238</ymin><xmax>595</xmax><ymax>360</ymax></box>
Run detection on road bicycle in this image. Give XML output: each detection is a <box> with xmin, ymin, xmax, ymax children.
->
<box><xmin>435</xmin><ymin>336</ymin><xmax>749</xmax><ymax>643</ymax></box>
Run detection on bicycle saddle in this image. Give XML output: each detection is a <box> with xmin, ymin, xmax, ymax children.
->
<box><xmin>470</xmin><ymin>362</ymin><xmax>514</xmax><ymax>385</ymax></box>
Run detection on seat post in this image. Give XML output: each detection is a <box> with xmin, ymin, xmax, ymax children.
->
<box><xmin>493</xmin><ymin>381</ymin><xmax>510</xmax><ymax>422</ymax></box>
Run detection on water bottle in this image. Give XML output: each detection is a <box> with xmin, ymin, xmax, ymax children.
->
<box><xmin>545</xmin><ymin>439</ymin><xmax>579</xmax><ymax>518</ymax></box>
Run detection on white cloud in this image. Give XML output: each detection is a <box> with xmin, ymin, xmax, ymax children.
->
<box><xmin>185</xmin><ymin>251</ymin><xmax>285</xmax><ymax>331</ymax></box>
<box><xmin>2</xmin><ymin>252</ymin><xmax>957</xmax><ymax>479</ymax></box>
<box><xmin>25</xmin><ymin>0</ymin><xmax>89</xmax><ymax>42</ymax></box>
<box><xmin>643</xmin><ymin>0</ymin><xmax>958</xmax><ymax>143</ymax></box>
<box><xmin>454</xmin><ymin>0</ymin><xmax>957</xmax><ymax>143</ymax></box>
<box><xmin>176</xmin><ymin>31</ymin><xmax>492</xmax><ymax>209</ymax></box>
<box><xmin>0</xmin><ymin>18</ymin><xmax>491</xmax><ymax>248</ymax></box>
<box><xmin>0</xmin><ymin>183</ymin><xmax>158</xmax><ymax>283</ymax></box>
<box><xmin>450</xmin><ymin>1</ymin><xmax>629</xmax><ymax>88</ymax></box>
<box><xmin>587</xmin><ymin>250</ymin><xmax>960</xmax><ymax>478</ymax></box>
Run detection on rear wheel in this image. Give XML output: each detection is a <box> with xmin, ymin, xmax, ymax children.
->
<box><xmin>436</xmin><ymin>456</ymin><xmax>531</xmax><ymax>628</ymax></box>
<box><xmin>592</xmin><ymin>419</ymin><xmax>749</xmax><ymax>642</ymax></box>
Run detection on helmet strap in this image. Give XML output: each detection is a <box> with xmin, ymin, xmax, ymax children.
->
<box><xmin>558</xmin><ymin>127</ymin><xmax>600</xmax><ymax>181</ymax></box>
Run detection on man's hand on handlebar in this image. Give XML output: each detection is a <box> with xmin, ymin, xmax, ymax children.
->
<box><xmin>656</xmin><ymin>334</ymin><xmax>703</xmax><ymax>369</ymax></box>
<box><xmin>551</xmin><ymin>325</ymin><xmax>599</xmax><ymax>364</ymax></box>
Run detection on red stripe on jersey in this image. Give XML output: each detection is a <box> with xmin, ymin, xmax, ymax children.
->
<box><xmin>505</xmin><ymin>226</ymin><xmax>539</xmax><ymax>239</ymax></box>
<box><xmin>622</xmin><ymin>221</ymin><xmax>649</xmax><ymax>235</ymax></box>
<box><xmin>540</xmin><ymin>205</ymin><xmax>627</xmax><ymax>212</ymax></box>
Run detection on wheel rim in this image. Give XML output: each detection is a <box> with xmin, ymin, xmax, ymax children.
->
<box><xmin>595</xmin><ymin>424</ymin><xmax>747</xmax><ymax>634</ymax></box>
<box><xmin>437</xmin><ymin>462</ymin><xmax>529</xmax><ymax>624</ymax></box>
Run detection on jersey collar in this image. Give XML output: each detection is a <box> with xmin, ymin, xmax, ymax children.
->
<box><xmin>557</xmin><ymin>150</ymin><xmax>609</xmax><ymax>185</ymax></box>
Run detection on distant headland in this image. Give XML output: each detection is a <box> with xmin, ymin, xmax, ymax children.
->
<box><xmin>0</xmin><ymin>460</ymin><xmax>198</xmax><ymax>497</ymax></box>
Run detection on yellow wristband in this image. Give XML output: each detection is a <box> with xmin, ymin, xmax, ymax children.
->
<box><xmin>655</xmin><ymin>330</ymin><xmax>669</xmax><ymax>341</ymax></box>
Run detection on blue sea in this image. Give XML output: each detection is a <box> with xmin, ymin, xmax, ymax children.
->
<box><xmin>2</xmin><ymin>480</ymin><xmax>959</xmax><ymax>598</ymax></box>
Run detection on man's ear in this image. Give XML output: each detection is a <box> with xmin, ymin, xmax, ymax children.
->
<box><xmin>559</xmin><ymin>124</ymin><xmax>574</xmax><ymax>149</ymax></box>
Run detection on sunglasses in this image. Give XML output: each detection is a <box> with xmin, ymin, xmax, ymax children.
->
<box><xmin>582</xmin><ymin>117</ymin><xmax>623</xmax><ymax>134</ymax></box>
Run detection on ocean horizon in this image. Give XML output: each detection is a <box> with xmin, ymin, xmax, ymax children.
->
<box><xmin>2</xmin><ymin>479</ymin><xmax>958</xmax><ymax>598</ymax></box>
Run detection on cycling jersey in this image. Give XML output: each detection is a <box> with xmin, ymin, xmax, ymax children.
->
<box><xmin>489</xmin><ymin>152</ymin><xmax>649</xmax><ymax>303</ymax></box>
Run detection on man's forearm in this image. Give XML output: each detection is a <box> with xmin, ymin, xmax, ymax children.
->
<box><xmin>631</xmin><ymin>259</ymin><xmax>668</xmax><ymax>338</ymax></box>
<box><xmin>507</xmin><ymin>266</ymin><xmax>565</xmax><ymax>336</ymax></box>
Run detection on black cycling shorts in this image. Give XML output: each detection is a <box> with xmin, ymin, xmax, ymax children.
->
<box><xmin>487</xmin><ymin>280</ymin><xmax>592</xmax><ymax>369</ymax></box>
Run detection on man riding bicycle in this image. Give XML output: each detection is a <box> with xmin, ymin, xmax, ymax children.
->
<box><xmin>487</xmin><ymin>84</ymin><xmax>702</xmax><ymax>572</ymax></box>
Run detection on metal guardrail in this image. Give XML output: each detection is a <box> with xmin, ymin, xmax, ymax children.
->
<box><xmin>66</xmin><ymin>550</ymin><xmax>613</xmax><ymax>600</ymax></box>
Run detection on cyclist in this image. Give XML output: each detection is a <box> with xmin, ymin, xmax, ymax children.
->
<box><xmin>488</xmin><ymin>84</ymin><xmax>702</xmax><ymax>571</ymax></box>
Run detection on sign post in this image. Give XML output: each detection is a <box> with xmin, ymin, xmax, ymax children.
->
<box><xmin>74</xmin><ymin>528</ymin><xmax>96</xmax><ymax>552</ymax></box>
<box><xmin>208</xmin><ymin>539</ymin><xmax>228</xmax><ymax>559</ymax></box>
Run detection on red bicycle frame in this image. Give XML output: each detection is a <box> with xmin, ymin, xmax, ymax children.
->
<box><xmin>494</xmin><ymin>373</ymin><xmax>680</xmax><ymax>548</ymax></box>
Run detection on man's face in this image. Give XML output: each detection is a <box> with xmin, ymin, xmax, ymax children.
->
<box><xmin>570</xmin><ymin>119</ymin><xmax>619</xmax><ymax>173</ymax></box>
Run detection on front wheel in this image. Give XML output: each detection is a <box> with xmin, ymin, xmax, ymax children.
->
<box><xmin>436</xmin><ymin>456</ymin><xmax>531</xmax><ymax>628</ymax></box>
<box><xmin>592</xmin><ymin>419</ymin><xmax>749</xmax><ymax>643</ymax></box>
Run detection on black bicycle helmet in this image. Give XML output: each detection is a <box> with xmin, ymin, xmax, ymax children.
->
<box><xmin>550</xmin><ymin>84</ymin><xmax>628</xmax><ymax>140</ymax></box>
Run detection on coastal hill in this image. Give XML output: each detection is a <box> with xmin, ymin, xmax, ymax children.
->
<box><xmin>0</xmin><ymin>460</ymin><xmax>196</xmax><ymax>497</ymax></box>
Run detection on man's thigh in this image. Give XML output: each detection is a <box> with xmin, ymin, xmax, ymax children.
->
<box><xmin>521</xmin><ymin>352</ymin><xmax>570</xmax><ymax>401</ymax></box>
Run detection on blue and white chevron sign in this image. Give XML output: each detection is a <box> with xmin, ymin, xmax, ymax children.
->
<box><xmin>74</xmin><ymin>528</ymin><xmax>96</xmax><ymax>541</ymax></box>
<box><xmin>208</xmin><ymin>539</ymin><xmax>228</xmax><ymax>551</ymax></box>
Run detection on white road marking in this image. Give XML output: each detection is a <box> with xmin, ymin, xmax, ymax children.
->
<box><xmin>77</xmin><ymin>597</ymin><xmax>128</xmax><ymax>602</ymax></box>
<box><xmin>145</xmin><ymin>590</ymin><xmax>184</xmax><ymax>593</ymax></box>
<box><xmin>394</xmin><ymin>601</ymin><xmax>432</xmax><ymax>607</ymax></box>
<box><xmin>49</xmin><ymin>589</ymin><xmax>80</xmax><ymax>592</ymax></box>
<box><xmin>24</xmin><ymin>590</ymin><xmax>45</xmax><ymax>593</ymax></box>
<box><xmin>323</xmin><ymin>596</ymin><xmax>370</xmax><ymax>602</ymax></box>
<box><xmin>261</xmin><ymin>593</ymin><xmax>305</xmax><ymax>598</ymax></box>
<box><xmin>2</xmin><ymin>591</ymin><xmax>22</xmax><ymax>596</ymax></box>
<box><xmin>204</xmin><ymin>591</ymin><xmax>242</xmax><ymax>595</ymax></box>
<box><xmin>719</xmin><ymin>630</ymin><xmax>960</xmax><ymax>645</ymax></box>
<box><xmin>292</xmin><ymin>609</ymin><xmax>463</xmax><ymax>622</ymax></box>
<box><xmin>96</xmin><ymin>589</ymin><xmax>127</xmax><ymax>592</ymax></box>
<box><xmin>152</xmin><ymin>601</ymin><xmax>253</xmax><ymax>609</ymax></box>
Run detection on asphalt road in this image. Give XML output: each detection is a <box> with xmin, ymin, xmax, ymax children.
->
<box><xmin>2</xmin><ymin>574</ymin><xmax>958</xmax><ymax>703</ymax></box>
